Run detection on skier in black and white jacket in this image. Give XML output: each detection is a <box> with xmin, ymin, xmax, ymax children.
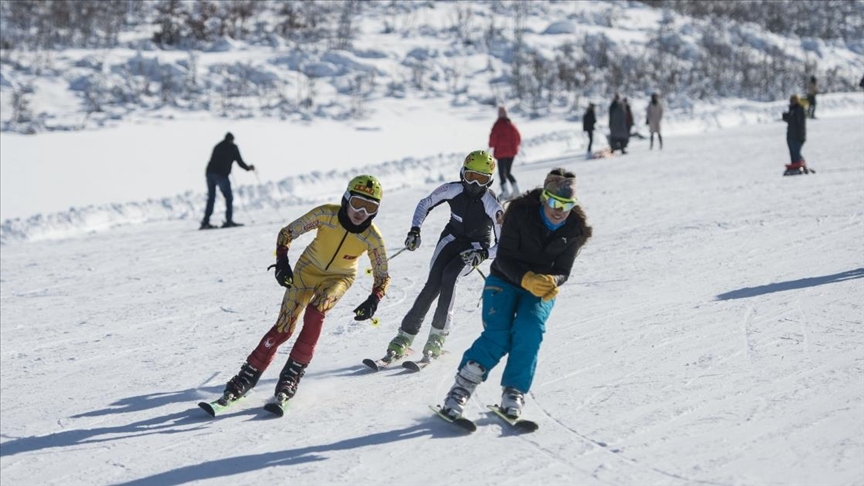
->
<box><xmin>382</xmin><ymin>150</ymin><xmax>503</xmax><ymax>361</ymax></box>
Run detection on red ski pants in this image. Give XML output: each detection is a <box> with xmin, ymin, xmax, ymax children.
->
<box><xmin>246</xmin><ymin>261</ymin><xmax>353</xmax><ymax>370</ymax></box>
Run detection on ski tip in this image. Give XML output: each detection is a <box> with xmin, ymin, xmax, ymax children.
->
<box><xmin>198</xmin><ymin>402</ymin><xmax>216</xmax><ymax>417</ymax></box>
<box><xmin>263</xmin><ymin>402</ymin><xmax>285</xmax><ymax>417</ymax></box>
<box><xmin>362</xmin><ymin>358</ymin><xmax>380</xmax><ymax>371</ymax></box>
<box><xmin>402</xmin><ymin>361</ymin><xmax>421</xmax><ymax>372</ymax></box>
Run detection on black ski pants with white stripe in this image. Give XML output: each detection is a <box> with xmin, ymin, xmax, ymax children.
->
<box><xmin>399</xmin><ymin>236</ymin><xmax>476</xmax><ymax>336</ymax></box>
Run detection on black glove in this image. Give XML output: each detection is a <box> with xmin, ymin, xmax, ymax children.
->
<box><xmin>247</xmin><ymin>164</ymin><xmax>256</xmax><ymax>171</ymax></box>
<box><xmin>353</xmin><ymin>294</ymin><xmax>380</xmax><ymax>321</ymax></box>
<box><xmin>460</xmin><ymin>248</ymin><xmax>489</xmax><ymax>267</ymax></box>
<box><xmin>404</xmin><ymin>226</ymin><xmax>421</xmax><ymax>251</ymax></box>
<box><xmin>268</xmin><ymin>254</ymin><xmax>293</xmax><ymax>288</ymax></box>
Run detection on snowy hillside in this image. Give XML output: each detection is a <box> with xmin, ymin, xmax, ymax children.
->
<box><xmin>1</xmin><ymin>112</ymin><xmax>863</xmax><ymax>485</ymax></box>
<box><xmin>2</xmin><ymin>1</ymin><xmax>864</xmax><ymax>485</ymax></box>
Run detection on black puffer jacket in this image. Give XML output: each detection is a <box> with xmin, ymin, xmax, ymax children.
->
<box><xmin>583</xmin><ymin>108</ymin><xmax>596</xmax><ymax>132</ymax></box>
<box><xmin>206</xmin><ymin>140</ymin><xmax>251</xmax><ymax>176</ymax></box>
<box><xmin>491</xmin><ymin>188</ymin><xmax>592</xmax><ymax>288</ymax></box>
<box><xmin>783</xmin><ymin>103</ymin><xmax>806</xmax><ymax>142</ymax></box>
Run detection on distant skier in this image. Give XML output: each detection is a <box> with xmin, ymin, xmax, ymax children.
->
<box><xmin>608</xmin><ymin>94</ymin><xmax>628</xmax><ymax>154</ymax></box>
<box><xmin>782</xmin><ymin>95</ymin><xmax>809</xmax><ymax>175</ymax></box>
<box><xmin>438</xmin><ymin>168</ymin><xmax>592</xmax><ymax>420</ymax></box>
<box><xmin>489</xmin><ymin>106</ymin><xmax>522</xmax><ymax>200</ymax></box>
<box><xmin>200</xmin><ymin>132</ymin><xmax>255</xmax><ymax>230</ymax></box>
<box><xmin>383</xmin><ymin>150</ymin><xmax>503</xmax><ymax>363</ymax></box>
<box><xmin>806</xmin><ymin>75</ymin><xmax>818</xmax><ymax>119</ymax></box>
<box><xmin>646</xmin><ymin>93</ymin><xmax>664</xmax><ymax>150</ymax></box>
<box><xmin>583</xmin><ymin>103</ymin><xmax>597</xmax><ymax>154</ymax></box>
<box><xmin>218</xmin><ymin>175</ymin><xmax>389</xmax><ymax>407</ymax></box>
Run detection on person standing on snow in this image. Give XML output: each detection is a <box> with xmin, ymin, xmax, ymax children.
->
<box><xmin>438</xmin><ymin>168</ymin><xmax>592</xmax><ymax>420</ymax></box>
<box><xmin>782</xmin><ymin>95</ymin><xmax>807</xmax><ymax>170</ymax></box>
<box><xmin>806</xmin><ymin>75</ymin><xmax>818</xmax><ymax>119</ymax></box>
<box><xmin>217</xmin><ymin>175</ymin><xmax>390</xmax><ymax>408</ymax></box>
<box><xmin>646</xmin><ymin>93</ymin><xmax>664</xmax><ymax>150</ymax></box>
<box><xmin>608</xmin><ymin>94</ymin><xmax>629</xmax><ymax>154</ymax></box>
<box><xmin>383</xmin><ymin>150</ymin><xmax>503</xmax><ymax>363</ymax></box>
<box><xmin>489</xmin><ymin>106</ymin><xmax>522</xmax><ymax>200</ymax></box>
<box><xmin>583</xmin><ymin>103</ymin><xmax>597</xmax><ymax>154</ymax></box>
<box><xmin>200</xmin><ymin>132</ymin><xmax>255</xmax><ymax>230</ymax></box>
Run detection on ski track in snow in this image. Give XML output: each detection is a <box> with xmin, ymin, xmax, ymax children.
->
<box><xmin>1</xmin><ymin>114</ymin><xmax>864</xmax><ymax>485</ymax></box>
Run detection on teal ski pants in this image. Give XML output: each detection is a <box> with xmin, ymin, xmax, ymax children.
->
<box><xmin>458</xmin><ymin>274</ymin><xmax>554</xmax><ymax>393</ymax></box>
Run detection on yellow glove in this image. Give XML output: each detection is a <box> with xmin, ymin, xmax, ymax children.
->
<box><xmin>542</xmin><ymin>286</ymin><xmax>559</xmax><ymax>302</ymax></box>
<box><xmin>521</xmin><ymin>272</ymin><xmax>557</xmax><ymax>298</ymax></box>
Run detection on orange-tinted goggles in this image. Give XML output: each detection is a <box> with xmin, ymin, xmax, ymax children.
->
<box><xmin>462</xmin><ymin>169</ymin><xmax>493</xmax><ymax>186</ymax></box>
<box><xmin>541</xmin><ymin>190</ymin><xmax>576</xmax><ymax>211</ymax></box>
<box><xmin>348</xmin><ymin>195</ymin><xmax>380</xmax><ymax>215</ymax></box>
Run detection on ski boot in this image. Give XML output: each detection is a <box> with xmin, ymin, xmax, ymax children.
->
<box><xmin>441</xmin><ymin>360</ymin><xmax>485</xmax><ymax>419</ymax></box>
<box><xmin>783</xmin><ymin>160</ymin><xmax>809</xmax><ymax>176</ymax></box>
<box><xmin>386</xmin><ymin>329</ymin><xmax>415</xmax><ymax>361</ymax></box>
<box><xmin>499</xmin><ymin>182</ymin><xmax>511</xmax><ymax>201</ymax></box>
<box><xmin>510</xmin><ymin>181</ymin><xmax>520</xmax><ymax>198</ymax></box>
<box><xmin>422</xmin><ymin>328</ymin><xmax>447</xmax><ymax>358</ymax></box>
<box><xmin>222</xmin><ymin>362</ymin><xmax>262</xmax><ymax>404</ymax></box>
<box><xmin>501</xmin><ymin>387</ymin><xmax>525</xmax><ymax>418</ymax></box>
<box><xmin>275</xmin><ymin>358</ymin><xmax>307</xmax><ymax>402</ymax></box>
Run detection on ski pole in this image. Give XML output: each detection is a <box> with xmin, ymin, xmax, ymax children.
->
<box><xmin>365</xmin><ymin>247</ymin><xmax>409</xmax><ymax>275</ymax></box>
<box><xmin>473</xmin><ymin>266</ymin><xmax>487</xmax><ymax>308</ymax></box>
<box><xmin>254</xmin><ymin>168</ymin><xmax>285</xmax><ymax>220</ymax></box>
<box><xmin>354</xmin><ymin>310</ymin><xmax>380</xmax><ymax>328</ymax></box>
<box><xmin>231</xmin><ymin>173</ymin><xmax>255</xmax><ymax>225</ymax></box>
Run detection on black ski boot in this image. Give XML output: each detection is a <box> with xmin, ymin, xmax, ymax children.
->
<box><xmin>275</xmin><ymin>358</ymin><xmax>308</xmax><ymax>401</ymax></box>
<box><xmin>222</xmin><ymin>362</ymin><xmax>262</xmax><ymax>404</ymax></box>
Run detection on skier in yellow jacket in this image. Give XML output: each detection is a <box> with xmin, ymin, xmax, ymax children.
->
<box><xmin>218</xmin><ymin>175</ymin><xmax>390</xmax><ymax>408</ymax></box>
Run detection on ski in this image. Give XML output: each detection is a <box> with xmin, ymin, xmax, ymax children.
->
<box><xmin>197</xmin><ymin>391</ymin><xmax>251</xmax><ymax>417</ymax></box>
<box><xmin>263</xmin><ymin>393</ymin><xmax>291</xmax><ymax>417</ymax></box>
<box><xmin>487</xmin><ymin>405</ymin><xmax>539</xmax><ymax>433</ymax></box>
<box><xmin>402</xmin><ymin>350</ymin><xmax>446</xmax><ymax>372</ymax></box>
<box><xmin>429</xmin><ymin>404</ymin><xmax>476</xmax><ymax>432</ymax></box>
<box><xmin>362</xmin><ymin>349</ymin><xmax>412</xmax><ymax>372</ymax></box>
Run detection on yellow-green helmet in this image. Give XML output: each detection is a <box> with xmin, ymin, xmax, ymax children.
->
<box><xmin>463</xmin><ymin>150</ymin><xmax>496</xmax><ymax>175</ymax></box>
<box><xmin>347</xmin><ymin>174</ymin><xmax>383</xmax><ymax>201</ymax></box>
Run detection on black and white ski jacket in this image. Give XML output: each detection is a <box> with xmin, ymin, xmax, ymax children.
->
<box><xmin>411</xmin><ymin>182</ymin><xmax>504</xmax><ymax>257</ymax></box>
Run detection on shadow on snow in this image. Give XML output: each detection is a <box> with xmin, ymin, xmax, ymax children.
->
<box><xmin>114</xmin><ymin>422</ymin><xmax>465</xmax><ymax>486</ymax></box>
<box><xmin>716</xmin><ymin>268</ymin><xmax>864</xmax><ymax>301</ymax></box>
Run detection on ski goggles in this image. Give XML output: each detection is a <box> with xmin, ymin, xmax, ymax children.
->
<box><xmin>461</xmin><ymin>168</ymin><xmax>493</xmax><ymax>186</ymax></box>
<box><xmin>541</xmin><ymin>190</ymin><xmax>577</xmax><ymax>212</ymax></box>
<box><xmin>347</xmin><ymin>194</ymin><xmax>380</xmax><ymax>215</ymax></box>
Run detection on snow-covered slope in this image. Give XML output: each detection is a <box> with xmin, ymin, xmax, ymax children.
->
<box><xmin>2</xmin><ymin>114</ymin><xmax>862</xmax><ymax>485</ymax></box>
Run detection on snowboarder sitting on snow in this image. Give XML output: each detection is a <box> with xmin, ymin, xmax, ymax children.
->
<box><xmin>489</xmin><ymin>106</ymin><xmax>522</xmax><ymax>200</ymax></box>
<box><xmin>439</xmin><ymin>168</ymin><xmax>592</xmax><ymax>420</ymax></box>
<box><xmin>384</xmin><ymin>150</ymin><xmax>503</xmax><ymax>362</ymax></box>
<box><xmin>220</xmin><ymin>175</ymin><xmax>390</xmax><ymax>405</ymax></box>
<box><xmin>782</xmin><ymin>95</ymin><xmax>807</xmax><ymax>171</ymax></box>
<box><xmin>200</xmin><ymin>132</ymin><xmax>255</xmax><ymax>230</ymax></box>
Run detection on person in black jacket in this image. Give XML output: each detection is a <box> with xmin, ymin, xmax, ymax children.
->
<box><xmin>437</xmin><ymin>168</ymin><xmax>592</xmax><ymax>420</ymax></box>
<box><xmin>583</xmin><ymin>103</ymin><xmax>597</xmax><ymax>154</ymax></box>
<box><xmin>200</xmin><ymin>132</ymin><xmax>255</xmax><ymax>229</ymax></box>
<box><xmin>782</xmin><ymin>95</ymin><xmax>807</xmax><ymax>166</ymax></box>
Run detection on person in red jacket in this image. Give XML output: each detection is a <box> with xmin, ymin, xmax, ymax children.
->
<box><xmin>488</xmin><ymin>106</ymin><xmax>522</xmax><ymax>200</ymax></box>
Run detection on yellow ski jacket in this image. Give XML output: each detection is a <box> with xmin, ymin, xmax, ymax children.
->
<box><xmin>277</xmin><ymin>204</ymin><xmax>390</xmax><ymax>297</ymax></box>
